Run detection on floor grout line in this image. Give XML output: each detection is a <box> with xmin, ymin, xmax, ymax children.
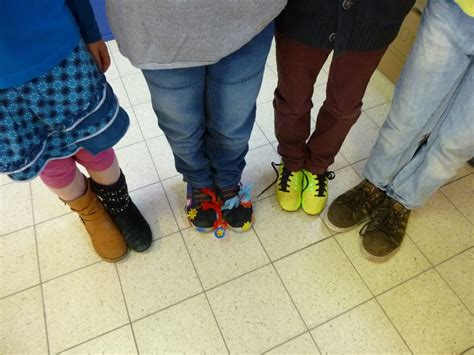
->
<box><xmin>440</xmin><ymin>179</ymin><xmax>474</xmax><ymax>227</ymax></box>
<box><xmin>332</xmin><ymin>236</ymin><xmax>414</xmax><ymax>354</ymax></box>
<box><xmin>130</xmin><ymin>290</ymin><xmax>205</xmax><ymax>325</ymax></box>
<box><xmin>29</xmin><ymin>183</ymin><xmax>52</xmax><ymax>355</ymax></box>
<box><xmin>57</xmin><ymin>323</ymin><xmax>131</xmax><ymax>354</ymax></box>
<box><xmin>8</xmin><ymin>227</ymin><xmax>178</xmax><ymax>293</ymax></box>
<box><xmin>0</xmin><ymin>223</ymin><xmax>36</xmax><ymax>238</ymax></box>
<box><xmin>262</xmin><ymin>330</ymin><xmax>314</xmax><ymax>354</ymax></box>
<box><xmin>250</xmin><ymin>224</ymin><xmax>322</xmax><ymax>353</ymax></box>
<box><xmin>433</xmin><ymin>246</ymin><xmax>473</xmax><ymax>268</ymax></box>
<box><xmin>114</xmin><ymin>264</ymin><xmax>140</xmax><ymax>354</ymax></box>
<box><xmin>405</xmin><ymin>230</ymin><xmax>474</xmax><ymax>316</ymax></box>
<box><xmin>0</xmin><ymin>283</ymin><xmax>41</xmax><ymax>301</ymax></box>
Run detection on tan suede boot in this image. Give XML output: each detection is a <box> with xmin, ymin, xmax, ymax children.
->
<box><xmin>65</xmin><ymin>180</ymin><xmax>128</xmax><ymax>262</ymax></box>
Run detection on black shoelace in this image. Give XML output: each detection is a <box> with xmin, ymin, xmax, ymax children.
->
<box><xmin>302</xmin><ymin>171</ymin><xmax>335</xmax><ymax>197</ymax></box>
<box><xmin>257</xmin><ymin>162</ymin><xmax>292</xmax><ymax>198</ymax></box>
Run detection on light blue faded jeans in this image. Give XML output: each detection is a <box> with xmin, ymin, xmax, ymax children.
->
<box><xmin>142</xmin><ymin>24</ymin><xmax>273</xmax><ymax>189</ymax></box>
<box><xmin>363</xmin><ymin>0</ymin><xmax>474</xmax><ymax>209</ymax></box>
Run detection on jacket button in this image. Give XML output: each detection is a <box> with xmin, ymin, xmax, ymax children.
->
<box><xmin>342</xmin><ymin>0</ymin><xmax>354</xmax><ymax>10</ymax></box>
<box><xmin>329</xmin><ymin>33</ymin><xmax>336</xmax><ymax>42</ymax></box>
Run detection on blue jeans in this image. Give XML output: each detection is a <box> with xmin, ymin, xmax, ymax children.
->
<box><xmin>142</xmin><ymin>24</ymin><xmax>273</xmax><ymax>189</ymax></box>
<box><xmin>363</xmin><ymin>0</ymin><xmax>474</xmax><ymax>209</ymax></box>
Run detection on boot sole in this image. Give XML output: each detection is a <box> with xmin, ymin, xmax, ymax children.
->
<box><xmin>323</xmin><ymin>213</ymin><xmax>369</xmax><ymax>234</ymax></box>
<box><xmin>101</xmin><ymin>249</ymin><xmax>129</xmax><ymax>263</ymax></box>
<box><xmin>358</xmin><ymin>235</ymin><xmax>401</xmax><ymax>263</ymax></box>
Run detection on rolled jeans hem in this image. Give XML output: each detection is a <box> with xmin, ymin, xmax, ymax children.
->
<box><xmin>386</xmin><ymin>188</ymin><xmax>417</xmax><ymax>210</ymax></box>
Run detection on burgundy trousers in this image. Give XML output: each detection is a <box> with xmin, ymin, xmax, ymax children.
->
<box><xmin>274</xmin><ymin>33</ymin><xmax>387</xmax><ymax>174</ymax></box>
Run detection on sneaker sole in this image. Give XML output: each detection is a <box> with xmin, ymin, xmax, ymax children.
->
<box><xmin>101</xmin><ymin>249</ymin><xmax>129</xmax><ymax>263</ymax></box>
<box><xmin>228</xmin><ymin>214</ymin><xmax>255</xmax><ymax>233</ymax></box>
<box><xmin>302</xmin><ymin>205</ymin><xmax>324</xmax><ymax>216</ymax></box>
<box><xmin>323</xmin><ymin>213</ymin><xmax>369</xmax><ymax>234</ymax></box>
<box><xmin>277</xmin><ymin>195</ymin><xmax>302</xmax><ymax>212</ymax></box>
<box><xmin>358</xmin><ymin>234</ymin><xmax>401</xmax><ymax>262</ymax></box>
<box><xmin>191</xmin><ymin>224</ymin><xmax>215</xmax><ymax>233</ymax></box>
<box><xmin>186</xmin><ymin>208</ymin><xmax>216</xmax><ymax>233</ymax></box>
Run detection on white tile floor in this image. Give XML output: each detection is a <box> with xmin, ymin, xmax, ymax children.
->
<box><xmin>1</xmin><ymin>40</ymin><xmax>473</xmax><ymax>354</ymax></box>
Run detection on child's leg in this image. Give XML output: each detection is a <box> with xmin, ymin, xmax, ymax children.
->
<box><xmin>74</xmin><ymin>148</ymin><xmax>119</xmax><ymax>185</ymax></box>
<box><xmin>39</xmin><ymin>158</ymin><xmax>86</xmax><ymax>201</ymax></box>
<box><xmin>75</xmin><ymin>148</ymin><xmax>152</xmax><ymax>252</ymax></box>
<box><xmin>39</xmin><ymin>156</ymin><xmax>128</xmax><ymax>261</ymax></box>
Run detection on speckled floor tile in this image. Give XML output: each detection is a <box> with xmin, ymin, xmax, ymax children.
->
<box><xmin>147</xmin><ymin>135</ymin><xmax>179</xmax><ymax>181</ymax></box>
<box><xmin>335</xmin><ymin>229</ymin><xmax>431</xmax><ymax>295</ymax></box>
<box><xmin>0</xmin><ymin>227</ymin><xmax>39</xmax><ymax>298</ymax></box>
<box><xmin>0</xmin><ymin>286</ymin><xmax>48</xmax><ymax>355</ymax></box>
<box><xmin>129</xmin><ymin>183</ymin><xmax>179</xmax><ymax>240</ymax></box>
<box><xmin>31</xmin><ymin>178</ymin><xmax>70</xmax><ymax>223</ymax></box>
<box><xmin>364</xmin><ymin>101</ymin><xmax>391</xmax><ymax>127</ymax></box>
<box><xmin>312</xmin><ymin>300</ymin><xmax>410</xmax><ymax>353</ymax></box>
<box><xmin>0</xmin><ymin>182</ymin><xmax>33</xmax><ymax>236</ymax></box>
<box><xmin>108</xmin><ymin>77</ymin><xmax>131</xmax><ymax>108</ymax></box>
<box><xmin>436</xmin><ymin>248</ymin><xmax>474</xmax><ymax>313</ymax></box>
<box><xmin>161</xmin><ymin>175</ymin><xmax>189</xmax><ymax>230</ymax></box>
<box><xmin>441</xmin><ymin>174</ymin><xmax>474</xmax><ymax>224</ymax></box>
<box><xmin>378</xmin><ymin>270</ymin><xmax>474</xmax><ymax>353</ymax></box>
<box><xmin>43</xmin><ymin>262</ymin><xmax>129</xmax><ymax>353</ymax></box>
<box><xmin>207</xmin><ymin>265</ymin><xmax>306</xmax><ymax>353</ymax></box>
<box><xmin>121</xmin><ymin>73</ymin><xmax>151</xmax><ymax>106</ymax></box>
<box><xmin>253</xmin><ymin>196</ymin><xmax>331</xmax><ymax>261</ymax></box>
<box><xmin>275</xmin><ymin>238</ymin><xmax>372</xmax><ymax>328</ymax></box>
<box><xmin>340</xmin><ymin>113</ymin><xmax>380</xmax><ymax>164</ymax></box>
<box><xmin>116</xmin><ymin>233</ymin><xmax>202</xmax><ymax>321</ymax></box>
<box><xmin>182</xmin><ymin>227</ymin><xmax>269</xmax><ymax>289</ymax></box>
<box><xmin>133</xmin><ymin>102</ymin><xmax>164</xmax><ymax>140</ymax></box>
<box><xmin>115</xmin><ymin>142</ymin><xmax>159</xmax><ymax>191</ymax></box>
<box><xmin>407</xmin><ymin>192</ymin><xmax>473</xmax><ymax>265</ymax></box>
<box><xmin>133</xmin><ymin>294</ymin><xmax>227</xmax><ymax>353</ymax></box>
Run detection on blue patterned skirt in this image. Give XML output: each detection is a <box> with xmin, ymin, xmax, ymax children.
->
<box><xmin>0</xmin><ymin>41</ymin><xmax>129</xmax><ymax>181</ymax></box>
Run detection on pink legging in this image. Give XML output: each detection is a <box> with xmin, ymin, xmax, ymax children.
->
<box><xmin>40</xmin><ymin>148</ymin><xmax>116</xmax><ymax>189</ymax></box>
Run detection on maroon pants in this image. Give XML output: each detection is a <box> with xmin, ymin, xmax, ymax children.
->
<box><xmin>274</xmin><ymin>33</ymin><xmax>387</xmax><ymax>174</ymax></box>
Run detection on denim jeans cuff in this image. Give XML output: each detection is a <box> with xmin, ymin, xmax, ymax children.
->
<box><xmin>386</xmin><ymin>188</ymin><xmax>417</xmax><ymax>210</ymax></box>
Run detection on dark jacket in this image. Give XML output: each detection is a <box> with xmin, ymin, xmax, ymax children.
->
<box><xmin>276</xmin><ymin>0</ymin><xmax>415</xmax><ymax>53</ymax></box>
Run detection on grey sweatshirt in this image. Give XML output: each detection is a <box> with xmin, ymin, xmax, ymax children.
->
<box><xmin>106</xmin><ymin>0</ymin><xmax>287</xmax><ymax>69</ymax></box>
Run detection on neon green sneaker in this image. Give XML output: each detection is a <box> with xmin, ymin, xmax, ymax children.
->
<box><xmin>302</xmin><ymin>170</ymin><xmax>335</xmax><ymax>215</ymax></box>
<box><xmin>274</xmin><ymin>162</ymin><xmax>303</xmax><ymax>212</ymax></box>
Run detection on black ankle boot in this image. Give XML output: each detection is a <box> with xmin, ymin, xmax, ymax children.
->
<box><xmin>90</xmin><ymin>171</ymin><xmax>152</xmax><ymax>252</ymax></box>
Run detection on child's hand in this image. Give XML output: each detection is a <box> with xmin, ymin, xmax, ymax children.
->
<box><xmin>86</xmin><ymin>40</ymin><xmax>111</xmax><ymax>73</ymax></box>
